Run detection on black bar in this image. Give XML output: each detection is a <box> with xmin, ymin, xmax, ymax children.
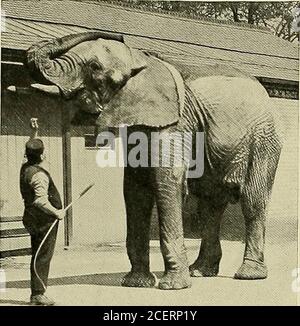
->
<box><xmin>0</xmin><ymin>306</ymin><xmax>299</xmax><ymax>322</ymax></box>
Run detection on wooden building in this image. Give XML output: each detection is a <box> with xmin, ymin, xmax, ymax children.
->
<box><xmin>1</xmin><ymin>0</ymin><xmax>298</xmax><ymax>256</ymax></box>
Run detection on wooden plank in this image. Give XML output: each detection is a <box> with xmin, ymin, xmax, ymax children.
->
<box><xmin>0</xmin><ymin>234</ymin><xmax>30</xmax><ymax>252</ymax></box>
<box><xmin>0</xmin><ymin>248</ymin><xmax>31</xmax><ymax>258</ymax></box>
<box><xmin>0</xmin><ymin>220</ymin><xmax>24</xmax><ymax>230</ymax></box>
<box><xmin>257</xmin><ymin>77</ymin><xmax>298</xmax><ymax>87</ymax></box>
<box><xmin>62</xmin><ymin>107</ymin><xmax>73</xmax><ymax>246</ymax></box>
<box><xmin>46</xmin><ymin>103</ymin><xmax>65</xmax><ymax>246</ymax></box>
<box><xmin>0</xmin><ymin>135</ymin><xmax>9</xmax><ymax>217</ymax></box>
<box><xmin>1</xmin><ymin>48</ymin><xmax>25</xmax><ymax>63</ymax></box>
<box><xmin>0</xmin><ymin>228</ymin><xmax>29</xmax><ymax>238</ymax></box>
<box><xmin>0</xmin><ymin>216</ymin><xmax>23</xmax><ymax>223</ymax></box>
<box><xmin>6</xmin><ymin>135</ymin><xmax>18</xmax><ymax>217</ymax></box>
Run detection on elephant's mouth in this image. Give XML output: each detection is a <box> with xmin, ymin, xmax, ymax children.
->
<box><xmin>76</xmin><ymin>88</ymin><xmax>104</xmax><ymax>114</ymax></box>
<box><xmin>69</xmin><ymin>89</ymin><xmax>103</xmax><ymax>125</ymax></box>
<box><xmin>71</xmin><ymin>109</ymin><xmax>101</xmax><ymax>126</ymax></box>
<box><xmin>29</xmin><ymin>82</ymin><xmax>105</xmax><ymax>115</ymax></box>
<box><xmin>27</xmin><ymin>83</ymin><xmax>106</xmax><ymax>126</ymax></box>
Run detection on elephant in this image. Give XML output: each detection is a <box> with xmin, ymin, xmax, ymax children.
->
<box><xmin>21</xmin><ymin>31</ymin><xmax>283</xmax><ymax>290</ymax></box>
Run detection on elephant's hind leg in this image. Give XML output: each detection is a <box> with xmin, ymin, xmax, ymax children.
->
<box><xmin>122</xmin><ymin>167</ymin><xmax>156</xmax><ymax>288</ymax></box>
<box><xmin>190</xmin><ymin>195</ymin><xmax>227</xmax><ymax>277</ymax></box>
<box><xmin>234</xmin><ymin>140</ymin><xmax>281</xmax><ymax>280</ymax></box>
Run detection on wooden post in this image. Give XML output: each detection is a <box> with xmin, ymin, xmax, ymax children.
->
<box><xmin>62</xmin><ymin>106</ymin><xmax>73</xmax><ymax>247</ymax></box>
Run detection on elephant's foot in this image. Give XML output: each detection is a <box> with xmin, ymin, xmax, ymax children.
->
<box><xmin>234</xmin><ymin>259</ymin><xmax>268</xmax><ymax>280</ymax></box>
<box><xmin>121</xmin><ymin>271</ymin><xmax>157</xmax><ymax>288</ymax></box>
<box><xmin>190</xmin><ymin>239</ymin><xmax>222</xmax><ymax>277</ymax></box>
<box><xmin>158</xmin><ymin>270</ymin><xmax>192</xmax><ymax>290</ymax></box>
<box><xmin>189</xmin><ymin>260</ymin><xmax>220</xmax><ymax>277</ymax></box>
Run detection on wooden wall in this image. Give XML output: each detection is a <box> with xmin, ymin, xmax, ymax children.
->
<box><xmin>69</xmin><ymin>128</ymin><xmax>126</xmax><ymax>245</ymax></box>
<box><xmin>0</xmin><ymin>63</ymin><xmax>64</xmax><ymax>255</ymax></box>
<box><xmin>1</xmin><ymin>62</ymin><xmax>127</xmax><ymax>250</ymax></box>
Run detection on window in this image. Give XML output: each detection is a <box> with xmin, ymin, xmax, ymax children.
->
<box><xmin>84</xmin><ymin>134</ymin><xmax>97</xmax><ymax>149</ymax></box>
<box><xmin>84</xmin><ymin>126</ymin><xmax>99</xmax><ymax>149</ymax></box>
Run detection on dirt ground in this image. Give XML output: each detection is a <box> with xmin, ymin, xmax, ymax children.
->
<box><xmin>0</xmin><ymin>232</ymin><xmax>298</xmax><ymax>306</ymax></box>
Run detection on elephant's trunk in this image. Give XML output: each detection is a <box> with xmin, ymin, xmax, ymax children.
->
<box><xmin>26</xmin><ymin>31</ymin><xmax>124</xmax><ymax>85</ymax></box>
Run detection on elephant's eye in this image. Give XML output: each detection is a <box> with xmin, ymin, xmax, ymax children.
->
<box><xmin>89</xmin><ymin>61</ymin><xmax>103</xmax><ymax>71</ymax></box>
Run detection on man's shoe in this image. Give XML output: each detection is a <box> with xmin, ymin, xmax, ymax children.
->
<box><xmin>30</xmin><ymin>294</ymin><xmax>55</xmax><ymax>306</ymax></box>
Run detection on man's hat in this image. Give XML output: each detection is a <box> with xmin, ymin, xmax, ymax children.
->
<box><xmin>25</xmin><ymin>138</ymin><xmax>44</xmax><ymax>157</ymax></box>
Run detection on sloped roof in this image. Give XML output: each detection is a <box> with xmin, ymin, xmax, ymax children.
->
<box><xmin>1</xmin><ymin>0</ymin><xmax>299</xmax><ymax>81</ymax></box>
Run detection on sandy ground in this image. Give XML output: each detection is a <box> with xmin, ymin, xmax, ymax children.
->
<box><xmin>0</xmin><ymin>237</ymin><xmax>298</xmax><ymax>306</ymax></box>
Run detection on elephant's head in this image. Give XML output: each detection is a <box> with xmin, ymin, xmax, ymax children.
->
<box><xmin>26</xmin><ymin>32</ymin><xmax>184</xmax><ymax>128</ymax></box>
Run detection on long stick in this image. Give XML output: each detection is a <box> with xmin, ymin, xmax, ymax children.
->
<box><xmin>64</xmin><ymin>183</ymin><xmax>95</xmax><ymax>211</ymax></box>
<box><xmin>33</xmin><ymin>183</ymin><xmax>95</xmax><ymax>292</ymax></box>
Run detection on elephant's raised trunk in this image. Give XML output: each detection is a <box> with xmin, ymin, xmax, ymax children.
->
<box><xmin>26</xmin><ymin>31</ymin><xmax>124</xmax><ymax>86</ymax></box>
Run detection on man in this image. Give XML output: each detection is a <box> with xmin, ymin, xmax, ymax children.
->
<box><xmin>20</xmin><ymin>118</ymin><xmax>65</xmax><ymax>305</ymax></box>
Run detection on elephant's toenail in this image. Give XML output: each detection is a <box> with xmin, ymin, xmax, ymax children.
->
<box><xmin>159</xmin><ymin>282</ymin><xmax>170</xmax><ymax>290</ymax></box>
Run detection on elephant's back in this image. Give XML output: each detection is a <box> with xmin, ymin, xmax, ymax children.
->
<box><xmin>188</xmin><ymin>76</ymin><xmax>281</xmax><ymax>182</ymax></box>
<box><xmin>189</xmin><ymin>76</ymin><xmax>269</xmax><ymax>147</ymax></box>
<box><xmin>188</xmin><ymin>76</ymin><xmax>270</xmax><ymax>120</ymax></box>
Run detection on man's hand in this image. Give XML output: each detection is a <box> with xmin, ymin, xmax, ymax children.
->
<box><xmin>55</xmin><ymin>209</ymin><xmax>66</xmax><ymax>220</ymax></box>
<box><xmin>30</xmin><ymin>118</ymin><xmax>39</xmax><ymax>130</ymax></box>
<box><xmin>29</xmin><ymin>118</ymin><xmax>39</xmax><ymax>139</ymax></box>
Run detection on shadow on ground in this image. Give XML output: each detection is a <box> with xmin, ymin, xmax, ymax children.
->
<box><xmin>5</xmin><ymin>272</ymin><xmax>128</xmax><ymax>289</ymax></box>
<box><xmin>0</xmin><ymin>299</ymin><xmax>29</xmax><ymax>305</ymax></box>
<box><xmin>4</xmin><ymin>270</ymin><xmax>233</xmax><ymax>293</ymax></box>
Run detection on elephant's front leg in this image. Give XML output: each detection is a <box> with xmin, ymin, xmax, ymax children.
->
<box><xmin>122</xmin><ymin>167</ymin><xmax>156</xmax><ymax>288</ymax></box>
<box><xmin>154</xmin><ymin>167</ymin><xmax>192</xmax><ymax>290</ymax></box>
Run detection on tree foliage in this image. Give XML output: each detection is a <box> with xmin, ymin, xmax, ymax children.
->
<box><xmin>116</xmin><ymin>1</ymin><xmax>299</xmax><ymax>42</ymax></box>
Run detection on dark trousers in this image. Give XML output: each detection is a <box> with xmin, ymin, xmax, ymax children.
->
<box><xmin>23</xmin><ymin>211</ymin><xmax>58</xmax><ymax>295</ymax></box>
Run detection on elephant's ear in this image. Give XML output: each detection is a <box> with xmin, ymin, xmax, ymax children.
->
<box><xmin>97</xmin><ymin>53</ymin><xmax>185</xmax><ymax>129</ymax></box>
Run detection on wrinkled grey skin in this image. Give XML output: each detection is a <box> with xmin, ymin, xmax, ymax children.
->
<box><xmin>24</xmin><ymin>32</ymin><xmax>283</xmax><ymax>290</ymax></box>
